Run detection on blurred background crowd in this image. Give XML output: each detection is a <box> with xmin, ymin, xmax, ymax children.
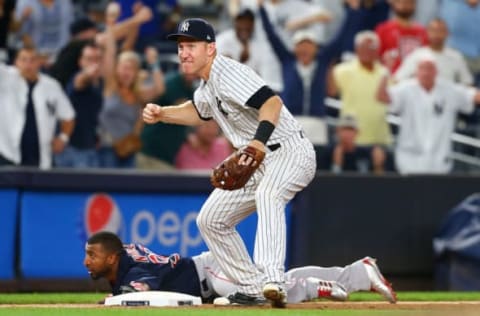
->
<box><xmin>1</xmin><ymin>0</ymin><xmax>480</xmax><ymax>174</ymax></box>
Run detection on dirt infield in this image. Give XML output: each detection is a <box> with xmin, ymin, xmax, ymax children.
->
<box><xmin>1</xmin><ymin>301</ymin><xmax>480</xmax><ymax>310</ymax></box>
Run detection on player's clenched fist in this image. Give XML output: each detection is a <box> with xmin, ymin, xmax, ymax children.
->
<box><xmin>143</xmin><ymin>103</ymin><xmax>164</xmax><ymax>124</ymax></box>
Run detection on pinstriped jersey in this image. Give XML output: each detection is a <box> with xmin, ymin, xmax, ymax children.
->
<box><xmin>193</xmin><ymin>54</ymin><xmax>303</xmax><ymax>149</ymax></box>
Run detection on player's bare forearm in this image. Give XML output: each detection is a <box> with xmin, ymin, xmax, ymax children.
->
<box><xmin>258</xmin><ymin>96</ymin><xmax>282</xmax><ymax>126</ymax></box>
<box><xmin>162</xmin><ymin>102</ymin><xmax>204</xmax><ymax>126</ymax></box>
<box><xmin>143</xmin><ymin>101</ymin><xmax>204</xmax><ymax>126</ymax></box>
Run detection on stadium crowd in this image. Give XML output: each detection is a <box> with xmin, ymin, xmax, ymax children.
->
<box><xmin>0</xmin><ymin>0</ymin><xmax>480</xmax><ymax>174</ymax></box>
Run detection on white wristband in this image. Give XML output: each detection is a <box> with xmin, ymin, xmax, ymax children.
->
<box><xmin>58</xmin><ymin>132</ymin><xmax>70</xmax><ymax>143</ymax></box>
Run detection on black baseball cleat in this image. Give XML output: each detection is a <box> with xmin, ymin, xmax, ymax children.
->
<box><xmin>213</xmin><ymin>292</ymin><xmax>267</xmax><ymax>306</ymax></box>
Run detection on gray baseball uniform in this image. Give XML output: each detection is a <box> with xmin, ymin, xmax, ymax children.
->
<box><xmin>194</xmin><ymin>54</ymin><xmax>316</xmax><ymax>296</ymax></box>
<box><xmin>192</xmin><ymin>251</ymin><xmax>371</xmax><ymax>303</ymax></box>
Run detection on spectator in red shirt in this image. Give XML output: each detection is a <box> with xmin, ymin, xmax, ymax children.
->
<box><xmin>375</xmin><ymin>0</ymin><xmax>428</xmax><ymax>73</ymax></box>
<box><xmin>175</xmin><ymin>120</ymin><xmax>233</xmax><ymax>170</ymax></box>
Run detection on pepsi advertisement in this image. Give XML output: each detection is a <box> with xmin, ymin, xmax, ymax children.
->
<box><xmin>0</xmin><ymin>189</ymin><xmax>18</xmax><ymax>279</ymax></box>
<box><xmin>20</xmin><ymin>191</ymin><xmax>291</xmax><ymax>278</ymax></box>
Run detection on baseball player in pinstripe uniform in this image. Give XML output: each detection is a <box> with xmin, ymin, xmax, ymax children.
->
<box><xmin>143</xmin><ymin>18</ymin><xmax>316</xmax><ymax>307</ymax></box>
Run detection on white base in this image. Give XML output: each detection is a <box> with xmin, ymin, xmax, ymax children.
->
<box><xmin>104</xmin><ymin>291</ymin><xmax>202</xmax><ymax>307</ymax></box>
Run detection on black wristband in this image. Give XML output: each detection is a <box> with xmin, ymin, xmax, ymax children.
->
<box><xmin>253</xmin><ymin>120</ymin><xmax>275</xmax><ymax>144</ymax></box>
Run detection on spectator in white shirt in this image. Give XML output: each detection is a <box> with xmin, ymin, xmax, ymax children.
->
<box><xmin>217</xmin><ymin>5</ymin><xmax>283</xmax><ymax>92</ymax></box>
<box><xmin>394</xmin><ymin>18</ymin><xmax>473</xmax><ymax>85</ymax></box>
<box><xmin>0</xmin><ymin>46</ymin><xmax>75</xmax><ymax>169</ymax></box>
<box><xmin>378</xmin><ymin>54</ymin><xmax>480</xmax><ymax>174</ymax></box>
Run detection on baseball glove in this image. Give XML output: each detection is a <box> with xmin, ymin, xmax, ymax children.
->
<box><xmin>211</xmin><ymin>146</ymin><xmax>265</xmax><ymax>190</ymax></box>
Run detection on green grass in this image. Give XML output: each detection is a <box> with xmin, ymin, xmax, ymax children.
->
<box><xmin>0</xmin><ymin>292</ymin><xmax>105</xmax><ymax>304</ymax></box>
<box><xmin>0</xmin><ymin>310</ymin><xmax>424</xmax><ymax>316</ymax></box>
<box><xmin>0</xmin><ymin>309</ymin><xmax>477</xmax><ymax>316</ymax></box>
<box><xmin>0</xmin><ymin>292</ymin><xmax>479</xmax><ymax>316</ymax></box>
<box><xmin>349</xmin><ymin>291</ymin><xmax>480</xmax><ymax>301</ymax></box>
<box><xmin>1</xmin><ymin>291</ymin><xmax>479</xmax><ymax>304</ymax></box>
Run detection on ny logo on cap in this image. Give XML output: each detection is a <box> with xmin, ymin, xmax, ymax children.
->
<box><xmin>180</xmin><ymin>21</ymin><xmax>190</xmax><ymax>32</ymax></box>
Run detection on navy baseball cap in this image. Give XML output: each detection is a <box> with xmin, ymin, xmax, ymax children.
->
<box><xmin>167</xmin><ymin>18</ymin><xmax>215</xmax><ymax>43</ymax></box>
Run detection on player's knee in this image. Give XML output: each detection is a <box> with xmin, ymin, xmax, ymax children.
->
<box><xmin>196</xmin><ymin>211</ymin><xmax>209</xmax><ymax>232</ymax></box>
<box><xmin>196</xmin><ymin>210</ymin><xmax>218</xmax><ymax>233</ymax></box>
<box><xmin>197</xmin><ymin>209</ymin><xmax>230</xmax><ymax>234</ymax></box>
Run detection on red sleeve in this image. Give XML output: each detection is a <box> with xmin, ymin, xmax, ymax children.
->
<box><xmin>421</xmin><ymin>28</ymin><xmax>429</xmax><ymax>46</ymax></box>
<box><xmin>375</xmin><ymin>23</ymin><xmax>387</xmax><ymax>56</ymax></box>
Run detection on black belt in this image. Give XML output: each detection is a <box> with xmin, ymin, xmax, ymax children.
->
<box><xmin>267</xmin><ymin>131</ymin><xmax>305</xmax><ymax>152</ymax></box>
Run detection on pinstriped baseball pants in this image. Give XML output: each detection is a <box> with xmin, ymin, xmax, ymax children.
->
<box><xmin>196</xmin><ymin>133</ymin><xmax>316</xmax><ymax>296</ymax></box>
